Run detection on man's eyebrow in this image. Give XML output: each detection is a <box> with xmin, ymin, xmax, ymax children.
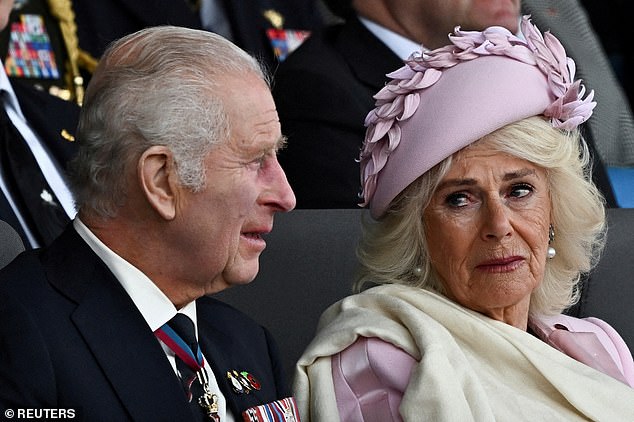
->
<box><xmin>250</xmin><ymin>135</ymin><xmax>287</xmax><ymax>157</ymax></box>
<box><xmin>275</xmin><ymin>135</ymin><xmax>288</xmax><ymax>151</ymax></box>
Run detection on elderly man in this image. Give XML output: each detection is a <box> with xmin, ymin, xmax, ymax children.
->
<box><xmin>0</xmin><ymin>26</ymin><xmax>297</xmax><ymax>421</ymax></box>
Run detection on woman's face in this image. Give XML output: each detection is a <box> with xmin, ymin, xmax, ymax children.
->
<box><xmin>423</xmin><ymin>141</ymin><xmax>551</xmax><ymax>327</ymax></box>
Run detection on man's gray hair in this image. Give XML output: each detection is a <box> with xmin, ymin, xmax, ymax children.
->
<box><xmin>68</xmin><ymin>25</ymin><xmax>268</xmax><ymax>218</ymax></box>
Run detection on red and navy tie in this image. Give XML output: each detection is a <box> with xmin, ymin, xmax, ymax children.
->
<box><xmin>155</xmin><ymin>314</ymin><xmax>218</xmax><ymax>421</ymax></box>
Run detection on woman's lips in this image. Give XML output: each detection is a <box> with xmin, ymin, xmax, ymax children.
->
<box><xmin>476</xmin><ymin>256</ymin><xmax>525</xmax><ymax>273</ymax></box>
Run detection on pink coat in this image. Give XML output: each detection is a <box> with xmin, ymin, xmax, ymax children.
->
<box><xmin>331</xmin><ymin>314</ymin><xmax>634</xmax><ymax>421</ymax></box>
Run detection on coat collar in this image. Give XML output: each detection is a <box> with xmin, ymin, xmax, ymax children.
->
<box><xmin>334</xmin><ymin>16</ymin><xmax>405</xmax><ymax>91</ymax></box>
<box><xmin>41</xmin><ymin>226</ymin><xmax>284</xmax><ymax>419</ymax></box>
<box><xmin>42</xmin><ymin>226</ymin><xmax>196</xmax><ymax>420</ymax></box>
<box><xmin>197</xmin><ymin>302</ymin><xmax>278</xmax><ymax>416</ymax></box>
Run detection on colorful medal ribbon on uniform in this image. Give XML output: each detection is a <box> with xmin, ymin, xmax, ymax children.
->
<box><xmin>265</xmin><ymin>29</ymin><xmax>311</xmax><ymax>62</ymax></box>
<box><xmin>4</xmin><ymin>14</ymin><xmax>60</xmax><ymax>79</ymax></box>
<box><xmin>242</xmin><ymin>397</ymin><xmax>300</xmax><ymax>422</ymax></box>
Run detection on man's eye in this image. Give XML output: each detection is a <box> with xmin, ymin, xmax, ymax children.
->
<box><xmin>510</xmin><ymin>183</ymin><xmax>533</xmax><ymax>198</ymax></box>
<box><xmin>445</xmin><ymin>192</ymin><xmax>469</xmax><ymax>207</ymax></box>
<box><xmin>246</xmin><ymin>155</ymin><xmax>267</xmax><ymax>170</ymax></box>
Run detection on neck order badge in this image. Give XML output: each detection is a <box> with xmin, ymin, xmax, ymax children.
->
<box><xmin>155</xmin><ymin>316</ymin><xmax>220</xmax><ymax>421</ymax></box>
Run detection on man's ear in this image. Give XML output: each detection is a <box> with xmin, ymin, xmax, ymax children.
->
<box><xmin>138</xmin><ymin>145</ymin><xmax>180</xmax><ymax>220</ymax></box>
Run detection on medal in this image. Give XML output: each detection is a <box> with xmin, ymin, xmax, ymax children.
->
<box><xmin>265</xmin><ymin>28</ymin><xmax>311</xmax><ymax>61</ymax></box>
<box><xmin>262</xmin><ymin>8</ymin><xmax>310</xmax><ymax>61</ymax></box>
<box><xmin>227</xmin><ymin>370</ymin><xmax>244</xmax><ymax>393</ymax></box>
<box><xmin>226</xmin><ymin>369</ymin><xmax>261</xmax><ymax>394</ymax></box>
<box><xmin>60</xmin><ymin>129</ymin><xmax>75</xmax><ymax>142</ymax></box>
<box><xmin>262</xmin><ymin>9</ymin><xmax>284</xmax><ymax>30</ymax></box>
<box><xmin>242</xmin><ymin>397</ymin><xmax>300</xmax><ymax>422</ymax></box>
<box><xmin>196</xmin><ymin>368</ymin><xmax>220</xmax><ymax>421</ymax></box>
<box><xmin>4</xmin><ymin>14</ymin><xmax>60</xmax><ymax>80</ymax></box>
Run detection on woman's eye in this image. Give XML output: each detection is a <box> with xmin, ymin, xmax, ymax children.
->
<box><xmin>510</xmin><ymin>183</ymin><xmax>533</xmax><ymax>198</ymax></box>
<box><xmin>445</xmin><ymin>192</ymin><xmax>470</xmax><ymax>207</ymax></box>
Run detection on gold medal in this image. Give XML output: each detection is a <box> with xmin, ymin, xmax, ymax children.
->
<box><xmin>196</xmin><ymin>369</ymin><xmax>220</xmax><ymax>421</ymax></box>
<box><xmin>262</xmin><ymin>9</ymin><xmax>284</xmax><ymax>29</ymax></box>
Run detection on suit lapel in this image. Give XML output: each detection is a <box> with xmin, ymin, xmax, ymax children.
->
<box><xmin>10</xmin><ymin>79</ymin><xmax>79</xmax><ymax>166</ymax></box>
<box><xmin>72</xmin><ymin>280</ymin><xmax>193</xmax><ymax>421</ymax></box>
<box><xmin>337</xmin><ymin>17</ymin><xmax>405</xmax><ymax>92</ymax></box>
<box><xmin>197</xmin><ymin>314</ymin><xmax>274</xmax><ymax>416</ymax></box>
<box><xmin>43</xmin><ymin>228</ymin><xmax>194</xmax><ymax>421</ymax></box>
<box><xmin>221</xmin><ymin>0</ymin><xmax>271</xmax><ymax>61</ymax></box>
<box><xmin>197</xmin><ymin>317</ymin><xmax>250</xmax><ymax>416</ymax></box>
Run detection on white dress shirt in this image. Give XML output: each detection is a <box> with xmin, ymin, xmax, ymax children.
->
<box><xmin>73</xmin><ymin>218</ymin><xmax>235</xmax><ymax>421</ymax></box>
<box><xmin>200</xmin><ymin>0</ymin><xmax>233</xmax><ymax>40</ymax></box>
<box><xmin>358</xmin><ymin>16</ymin><xmax>424</xmax><ymax>59</ymax></box>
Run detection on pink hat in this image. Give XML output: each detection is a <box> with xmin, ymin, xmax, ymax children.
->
<box><xmin>359</xmin><ymin>16</ymin><xmax>596</xmax><ymax>219</ymax></box>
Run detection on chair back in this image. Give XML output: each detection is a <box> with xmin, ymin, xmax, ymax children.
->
<box><xmin>0</xmin><ymin>219</ymin><xmax>24</xmax><ymax>269</ymax></box>
<box><xmin>570</xmin><ymin>208</ymin><xmax>634</xmax><ymax>349</ymax></box>
<box><xmin>215</xmin><ymin>209</ymin><xmax>363</xmax><ymax>381</ymax></box>
<box><xmin>215</xmin><ymin>207</ymin><xmax>634</xmax><ymax>382</ymax></box>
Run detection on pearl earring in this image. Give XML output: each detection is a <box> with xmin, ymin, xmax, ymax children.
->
<box><xmin>547</xmin><ymin>224</ymin><xmax>556</xmax><ymax>259</ymax></box>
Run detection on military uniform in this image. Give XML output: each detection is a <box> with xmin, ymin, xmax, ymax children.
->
<box><xmin>71</xmin><ymin>0</ymin><xmax>324</xmax><ymax>73</ymax></box>
<box><xmin>0</xmin><ymin>0</ymin><xmax>81</xmax><ymax>248</ymax></box>
<box><xmin>0</xmin><ymin>0</ymin><xmax>92</xmax><ymax>105</ymax></box>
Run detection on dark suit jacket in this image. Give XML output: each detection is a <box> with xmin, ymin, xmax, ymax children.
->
<box><xmin>0</xmin><ymin>225</ymin><xmax>290</xmax><ymax>420</ymax></box>
<box><xmin>273</xmin><ymin>16</ymin><xmax>403</xmax><ymax>208</ymax></box>
<box><xmin>72</xmin><ymin>0</ymin><xmax>323</xmax><ymax>74</ymax></box>
<box><xmin>273</xmin><ymin>15</ymin><xmax>617</xmax><ymax>208</ymax></box>
<box><xmin>0</xmin><ymin>81</ymin><xmax>80</xmax><ymax>248</ymax></box>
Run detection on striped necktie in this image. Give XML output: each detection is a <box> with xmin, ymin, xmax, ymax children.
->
<box><xmin>155</xmin><ymin>314</ymin><xmax>220</xmax><ymax>421</ymax></box>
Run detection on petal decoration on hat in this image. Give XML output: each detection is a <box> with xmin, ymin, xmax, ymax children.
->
<box><xmin>358</xmin><ymin>15</ymin><xmax>596</xmax><ymax>208</ymax></box>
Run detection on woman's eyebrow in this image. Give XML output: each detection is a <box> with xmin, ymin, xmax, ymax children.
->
<box><xmin>436</xmin><ymin>178</ymin><xmax>477</xmax><ymax>191</ymax></box>
<box><xmin>436</xmin><ymin>168</ymin><xmax>538</xmax><ymax>191</ymax></box>
<box><xmin>503</xmin><ymin>168</ymin><xmax>537</xmax><ymax>181</ymax></box>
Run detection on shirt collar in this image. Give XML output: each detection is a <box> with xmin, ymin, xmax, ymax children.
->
<box><xmin>73</xmin><ymin>218</ymin><xmax>198</xmax><ymax>333</ymax></box>
<box><xmin>358</xmin><ymin>16</ymin><xmax>524</xmax><ymax>58</ymax></box>
<box><xmin>358</xmin><ymin>16</ymin><xmax>424</xmax><ymax>59</ymax></box>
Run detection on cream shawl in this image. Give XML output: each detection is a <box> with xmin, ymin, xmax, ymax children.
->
<box><xmin>293</xmin><ymin>284</ymin><xmax>634</xmax><ymax>421</ymax></box>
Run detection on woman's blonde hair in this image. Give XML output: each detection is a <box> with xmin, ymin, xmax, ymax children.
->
<box><xmin>355</xmin><ymin>116</ymin><xmax>606</xmax><ymax>315</ymax></box>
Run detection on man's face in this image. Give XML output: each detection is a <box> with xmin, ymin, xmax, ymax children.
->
<box><xmin>457</xmin><ymin>0</ymin><xmax>520</xmax><ymax>33</ymax></box>
<box><xmin>172</xmin><ymin>74</ymin><xmax>296</xmax><ymax>296</ymax></box>
<box><xmin>407</xmin><ymin>0</ymin><xmax>521</xmax><ymax>48</ymax></box>
<box><xmin>431</xmin><ymin>0</ymin><xmax>520</xmax><ymax>32</ymax></box>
